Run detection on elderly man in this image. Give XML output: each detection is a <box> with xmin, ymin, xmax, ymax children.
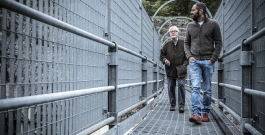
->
<box><xmin>160</xmin><ymin>26</ymin><xmax>188</xmax><ymax>113</ymax></box>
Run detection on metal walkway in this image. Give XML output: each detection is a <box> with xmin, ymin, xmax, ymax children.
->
<box><xmin>128</xmin><ymin>89</ymin><xmax>225</xmax><ymax>135</ymax></box>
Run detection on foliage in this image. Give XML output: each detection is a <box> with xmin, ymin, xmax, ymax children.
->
<box><xmin>142</xmin><ymin>0</ymin><xmax>221</xmax><ymax>17</ymax></box>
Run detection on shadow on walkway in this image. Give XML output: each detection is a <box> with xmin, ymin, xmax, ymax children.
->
<box><xmin>128</xmin><ymin>89</ymin><xmax>225</xmax><ymax>135</ymax></box>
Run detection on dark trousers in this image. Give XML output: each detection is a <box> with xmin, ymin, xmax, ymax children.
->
<box><xmin>167</xmin><ymin>77</ymin><xmax>186</xmax><ymax>108</ymax></box>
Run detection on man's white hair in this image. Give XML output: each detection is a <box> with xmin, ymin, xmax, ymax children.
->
<box><xmin>168</xmin><ymin>26</ymin><xmax>179</xmax><ymax>32</ymax></box>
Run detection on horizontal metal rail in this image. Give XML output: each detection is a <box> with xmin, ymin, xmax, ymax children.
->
<box><xmin>147</xmin><ymin>87</ymin><xmax>164</xmax><ymax>101</ymax></box>
<box><xmin>118</xmin><ymin>82</ymin><xmax>146</xmax><ymax>89</ymax></box>
<box><xmin>0</xmin><ymin>86</ymin><xmax>115</xmax><ymax>111</ymax></box>
<box><xmin>79</xmin><ymin>87</ymin><xmax>164</xmax><ymax>135</ymax></box>
<box><xmin>0</xmin><ymin>0</ymin><xmax>162</xmax><ymax>68</ymax></box>
<box><xmin>244</xmin><ymin>123</ymin><xmax>262</xmax><ymax>135</ymax></box>
<box><xmin>147</xmin><ymin>79</ymin><xmax>164</xmax><ymax>84</ymax></box>
<box><xmin>212</xmin><ymin>97</ymin><xmax>218</xmax><ymax>102</ymax></box>
<box><xmin>0</xmin><ymin>0</ymin><xmax>115</xmax><ymax>47</ymax></box>
<box><xmin>219</xmin><ymin>83</ymin><xmax>241</xmax><ymax>91</ymax></box>
<box><xmin>117</xmin><ymin>45</ymin><xmax>146</xmax><ymax>59</ymax></box>
<box><xmin>219</xmin><ymin>101</ymin><xmax>241</xmax><ymax>123</ymax></box>
<box><xmin>219</xmin><ymin>44</ymin><xmax>241</xmax><ymax>59</ymax></box>
<box><xmin>211</xmin><ymin>82</ymin><xmax>218</xmax><ymax>85</ymax></box>
<box><xmin>77</xmin><ymin>117</ymin><xmax>115</xmax><ymax>135</ymax></box>
<box><xmin>244</xmin><ymin>88</ymin><xmax>265</xmax><ymax>98</ymax></box>
<box><xmin>147</xmin><ymin>80</ymin><xmax>157</xmax><ymax>84</ymax></box>
<box><xmin>243</xmin><ymin>27</ymin><xmax>265</xmax><ymax>45</ymax></box>
<box><xmin>219</xmin><ymin>27</ymin><xmax>265</xmax><ymax>59</ymax></box>
<box><xmin>0</xmin><ymin>79</ymin><xmax>165</xmax><ymax>111</ymax></box>
<box><xmin>118</xmin><ymin>100</ymin><xmax>146</xmax><ymax>117</ymax></box>
<box><xmin>158</xmin><ymin>79</ymin><xmax>164</xmax><ymax>82</ymax></box>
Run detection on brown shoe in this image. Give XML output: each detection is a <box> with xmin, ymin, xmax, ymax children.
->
<box><xmin>202</xmin><ymin>113</ymin><xmax>209</xmax><ymax>122</ymax></box>
<box><xmin>189</xmin><ymin>114</ymin><xmax>201</xmax><ymax>124</ymax></box>
<box><xmin>179</xmin><ymin>108</ymin><xmax>184</xmax><ymax>113</ymax></box>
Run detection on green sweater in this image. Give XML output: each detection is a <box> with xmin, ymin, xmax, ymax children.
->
<box><xmin>184</xmin><ymin>17</ymin><xmax>223</xmax><ymax>63</ymax></box>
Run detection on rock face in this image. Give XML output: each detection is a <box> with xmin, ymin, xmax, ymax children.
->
<box><xmin>153</xmin><ymin>16</ymin><xmax>191</xmax><ymax>45</ymax></box>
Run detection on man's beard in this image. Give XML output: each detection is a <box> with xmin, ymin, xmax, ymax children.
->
<box><xmin>192</xmin><ymin>12</ymin><xmax>200</xmax><ymax>21</ymax></box>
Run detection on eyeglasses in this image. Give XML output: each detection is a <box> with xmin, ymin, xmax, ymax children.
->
<box><xmin>170</xmin><ymin>30</ymin><xmax>178</xmax><ymax>33</ymax></box>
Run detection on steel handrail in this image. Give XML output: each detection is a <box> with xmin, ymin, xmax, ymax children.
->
<box><xmin>0</xmin><ymin>0</ymin><xmax>162</xmax><ymax>68</ymax></box>
<box><xmin>0</xmin><ymin>86</ymin><xmax>115</xmax><ymax>111</ymax></box>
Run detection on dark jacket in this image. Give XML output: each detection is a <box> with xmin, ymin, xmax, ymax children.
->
<box><xmin>160</xmin><ymin>39</ymin><xmax>188</xmax><ymax>79</ymax></box>
<box><xmin>184</xmin><ymin>17</ymin><xmax>223</xmax><ymax>63</ymax></box>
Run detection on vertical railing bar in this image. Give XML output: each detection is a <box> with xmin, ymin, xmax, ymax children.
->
<box><xmin>62</xmin><ymin>0</ymin><xmax>67</xmax><ymax>134</ymax></box>
<box><xmin>36</xmin><ymin>0</ymin><xmax>44</xmax><ymax>134</ymax></box>
<box><xmin>52</xmin><ymin>102</ymin><xmax>56</xmax><ymax>135</ymax></box>
<box><xmin>56</xmin><ymin>101</ymin><xmax>61</xmax><ymax>135</ymax></box>
<box><xmin>69</xmin><ymin>99</ymin><xmax>73</xmax><ymax>134</ymax></box>
<box><xmin>0</xmin><ymin>10</ymin><xmax>7</xmax><ymax>99</ymax></box>
<box><xmin>72</xmin><ymin>0</ymin><xmax>76</xmax><ymax>133</ymax></box>
<box><xmin>61</xmin><ymin>101</ymin><xmax>65</xmax><ymax>135</ymax></box>
<box><xmin>0</xmin><ymin>7</ymin><xmax>7</xmax><ymax>135</ymax></box>
<box><xmin>82</xmin><ymin>1</ymin><xmax>86</xmax><ymax>130</ymax></box>
<box><xmin>42</xmin><ymin>1</ymin><xmax>49</xmax><ymax>134</ymax></box>
<box><xmin>51</xmin><ymin>1</ymin><xmax>57</xmax><ymax>134</ymax></box>
<box><xmin>69</xmin><ymin>0</ymin><xmax>73</xmax><ymax>133</ymax></box>
<box><xmin>74</xmin><ymin>97</ymin><xmax>78</xmax><ymax>134</ymax></box>
<box><xmin>53</xmin><ymin>0</ymin><xmax>58</xmax><ymax>93</ymax></box>
<box><xmin>7</xmin><ymin>9</ymin><xmax>16</xmax><ymax>135</ymax></box>
<box><xmin>29</xmin><ymin>0</ymin><xmax>38</xmax><ymax>133</ymax></box>
<box><xmin>81</xmin><ymin>96</ymin><xmax>84</xmax><ymax>133</ymax></box>
<box><xmin>73</xmin><ymin>88</ymin><xmax>76</xmax><ymax>133</ymax></box>
<box><xmin>65</xmin><ymin>1</ymin><xmax>70</xmax><ymax>134</ymax></box>
<box><xmin>240</xmin><ymin>38</ymin><xmax>252</xmax><ymax>133</ymax></box>
<box><xmin>93</xmin><ymin>94</ymin><xmax>96</xmax><ymax>129</ymax></box>
<box><xmin>47</xmin><ymin>1</ymin><xmax>53</xmax><ymax>135</ymax></box>
<box><xmin>73</xmin><ymin>0</ymin><xmax>77</xmax><ymax>97</ymax></box>
<box><xmin>76</xmin><ymin>0</ymin><xmax>80</xmax><ymax>132</ymax></box>
<box><xmin>16</xmin><ymin>0</ymin><xmax>24</xmax><ymax>134</ymax></box>
<box><xmin>58</xmin><ymin>0</ymin><xmax>62</xmax><ymax>93</ymax></box>
<box><xmin>65</xmin><ymin>100</ymin><xmax>69</xmax><ymax>135</ymax></box>
<box><xmin>85</xmin><ymin>95</ymin><xmax>89</xmax><ymax>132</ymax></box>
<box><xmin>89</xmin><ymin>95</ymin><xmax>92</xmax><ymax>130</ymax></box>
<box><xmin>21</xmin><ymin>1</ymin><xmax>30</xmax><ymax>135</ymax></box>
<box><xmin>57</xmin><ymin>0</ymin><xmax>63</xmax><ymax>133</ymax></box>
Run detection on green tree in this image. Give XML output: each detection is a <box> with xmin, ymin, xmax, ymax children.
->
<box><xmin>142</xmin><ymin>0</ymin><xmax>221</xmax><ymax>17</ymax></box>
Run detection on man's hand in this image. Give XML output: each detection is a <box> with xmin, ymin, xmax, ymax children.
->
<box><xmin>188</xmin><ymin>57</ymin><xmax>196</xmax><ymax>62</ymax></box>
<box><xmin>164</xmin><ymin>59</ymin><xmax>170</xmax><ymax>66</ymax></box>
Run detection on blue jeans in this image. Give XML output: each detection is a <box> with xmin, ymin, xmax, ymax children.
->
<box><xmin>189</xmin><ymin>60</ymin><xmax>214</xmax><ymax>118</ymax></box>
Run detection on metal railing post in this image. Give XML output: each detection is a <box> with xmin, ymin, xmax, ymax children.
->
<box><xmin>153</xmin><ymin>64</ymin><xmax>158</xmax><ymax>97</ymax></box>
<box><xmin>240</xmin><ymin>39</ymin><xmax>252</xmax><ymax>134</ymax></box>
<box><xmin>217</xmin><ymin>59</ymin><xmax>224</xmax><ymax>108</ymax></box>
<box><xmin>141</xmin><ymin>58</ymin><xmax>148</xmax><ymax>104</ymax></box>
<box><xmin>108</xmin><ymin>42</ymin><xmax>119</xmax><ymax>131</ymax></box>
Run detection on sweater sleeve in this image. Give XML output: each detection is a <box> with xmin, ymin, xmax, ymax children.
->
<box><xmin>211</xmin><ymin>22</ymin><xmax>223</xmax><ymax>62</ymax></box>
<box><xmin>184</xmin><ymin>24</ymin><xmax>192</xmax><ymax>60</ymax></box>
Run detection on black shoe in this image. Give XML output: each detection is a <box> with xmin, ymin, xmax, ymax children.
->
<box><xmin>170</xmin><ymin>107</ymin><xmax>175</xmax><ymax>111</ymax></box>
<box><xmin>179</xmin><ymin>108</ymin><xmax>184</xmax><ymax>113</ymax></box>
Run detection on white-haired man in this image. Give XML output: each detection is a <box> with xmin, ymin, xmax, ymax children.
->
<box><xmin>160</xmin><ymin>26</ymin><xmax>188</xmax><ymax>113</ymax></box>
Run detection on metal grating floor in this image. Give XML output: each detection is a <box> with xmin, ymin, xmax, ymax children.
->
<box><xmin>128</xmin><ymin>90</ymin><xmax>225</xmax><ymax>135</ymax></box>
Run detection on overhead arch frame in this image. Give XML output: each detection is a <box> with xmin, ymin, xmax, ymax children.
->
<box><xmin>157</xmin><ymin>16</ymin><xmax>193</xmax><ymax>34</ymax></box>
<box><xmin>152</xmin><ymin>0</ymin><xmax>213</xmax><ymax>21</ymax></box>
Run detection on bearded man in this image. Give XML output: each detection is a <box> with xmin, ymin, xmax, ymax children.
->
<box><xmin>184</xmin><ymin>2</ymin><xmax>223</xmax><ymax>124</ymax></box>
